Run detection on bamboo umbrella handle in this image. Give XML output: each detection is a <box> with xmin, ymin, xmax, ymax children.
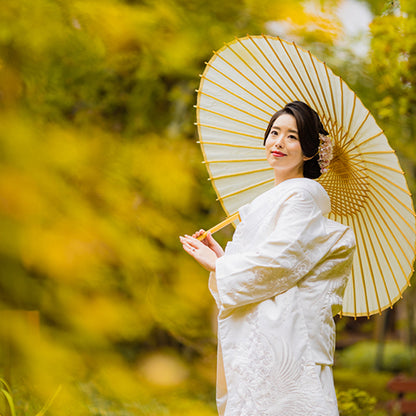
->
<box><xmin>197</xmin><ymin>212</ymin><xmax>241</xmax><ymax>241</ymax></box>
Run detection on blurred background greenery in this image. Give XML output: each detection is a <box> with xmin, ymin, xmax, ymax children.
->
<box><xmin>0</xmin><ymin>0</ymin><xmax>415</xmax><ymax>415</ymax></box>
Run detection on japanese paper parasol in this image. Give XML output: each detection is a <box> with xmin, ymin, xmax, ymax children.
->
<box><xmin>195</xmin><ymin>34</ymin><xmax>416</xmax><ymax>318</ymax></box>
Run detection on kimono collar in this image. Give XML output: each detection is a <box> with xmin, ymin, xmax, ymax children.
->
<box><xmin>276</xmin><ymin>178</ymin><xmax>331</xmax><ymax>216</ymax></box>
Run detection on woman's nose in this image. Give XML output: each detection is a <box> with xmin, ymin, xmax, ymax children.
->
<box><xmin>273</xmin><ymin>136</ymin><xmax>284</xmax><ymax>148</ymax></box>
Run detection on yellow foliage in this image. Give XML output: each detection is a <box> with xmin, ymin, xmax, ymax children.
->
<box><xmin>138</xmin><ymin>350</ymin><xmax>189</xmax><ymax>388</ymax></box>
<box><xmin>0</xmin><ymin>167</ymin><xmax>43</xmax><ymax>221</ymax></box>
<box><xmin>128</xmin><ymin>137</ymin><xmax>196</xmax><ymax>211</ymax></box>
<box><xmin>0</xmin><ymin>0</ymin><xmax>379</xmax><ymax>413</ymax></box>
<box><xmin>73</xmin><ymin>0</ymin><xmax>161</xmax><ymax>54</ymax></box>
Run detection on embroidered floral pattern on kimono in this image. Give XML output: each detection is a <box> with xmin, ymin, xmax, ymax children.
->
<box><xmin>209</xmin><ymin>178</ymin><xmax>356</xmax><ymax>416</ymax></box>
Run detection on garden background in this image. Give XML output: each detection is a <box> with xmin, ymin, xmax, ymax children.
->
<box><xmin>0</xmin><ymin>0</ymin><xmax>415</xmax><ymax>415</ymax></box>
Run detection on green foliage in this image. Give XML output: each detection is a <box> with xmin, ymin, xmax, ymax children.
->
<box><xmin>0</xmin><ymin>377</ymin><xmax>16</xmax><ymax>416</ymax></box>
<box><xmin>367</xmin><ymin>0</ymin><xmax>416</xmax><ymax>193</ymax></box>
<box><xmin>337</xmin><ymin>341</ymin><xmax>415</xmax><ymax>373</ymax></box>
<box><xmin>337</xmin><ymin>389</ymin><xmax>385</xmax><ymax>416</ymax></box>
<box><xmin>334</xmin><ymin>368</ymin><xmax>393</xmax><ymax>402</ymax></box>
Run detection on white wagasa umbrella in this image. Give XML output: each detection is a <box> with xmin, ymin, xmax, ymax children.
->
<box><xmin>195</xmin><ymin>34</ymin><xmax>416</xmax><ymax>318</ymax></box>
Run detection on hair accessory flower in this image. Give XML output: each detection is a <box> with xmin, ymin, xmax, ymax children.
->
<box><xmin>318</xmin><ymin>134</ymin><xmax>333</xmax><ymax>174</ymax></box>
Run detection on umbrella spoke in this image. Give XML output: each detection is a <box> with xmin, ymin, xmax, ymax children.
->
<box><xmin>367</xmin><ymin>170</ymin><xmax>415</xmax><ymax>217</ymax></box>
<box><xmin>348</xmin><ymin>130</ymin><xmax>384</xmax><ymax>151</ymax></box>
<box><xmin>237</xmin><ymin>37</ymin><xmax>292</xmax><ymax>104</ymax></box>
<box><xmin>203</xmin><ymin>158</ymin><xmax>267</xmax><ymax>164</ymax></box>
<box><xmin>250</xmin><ymin>36</ymin><xmax>298</xmax><ymax>102</ymax></box>
<box><xmin>199</xmin><ymin>70</ymin><xmax>275</xmax><ymax>115</ymax></box>
<box><xmin>342</xmin><ymin>94</ymin><xmax>358</xmax><ymax>149</ymax></box>
<box><xmin>198</xmin><ymin>141</ymin><xmax>265</xmax><ymax>150</ymax></box>
<box><xmin>351</xmin><ymin>214</ymin><xmax>370</xmax><ymax>317</ymax></box>
<box><xmin>209</xmin><ymin>167</ymin><xmax>273</xmax><ymax>181</ymax></box>
<box><xmin>308</xmin><ymin>52</ymin><xmax>333</xmax><ymax>127</ymax></box>
<box><xmin>262</xmin><ymin>36</ymin><xmax>313</xmax><ymax>107</ymax></box>
<box><xmin>217</xmin><ymin>178</ymin><xmax>275</xmax><ymax>201</ymax></box>
<box><xmin>360</xmin><ymin>207</ymin><xmax>395</xmax><ymax>310</ymax></box>
<box><xmin>196</xmin><ymin>107</ymin><xmax>267</xmax><ymax>131</ymax></box>
<box><xmin>355</xmin><ymin>210</ymin><xmax>382</xmax><ymax>314</ymax></box>
<box><xmin>364</xmin><ymin>162</ymin><xmax>404</xmax><ymax>175</ymax></box>
<box><xmin>197</xmin><ymin>123</ymin><xmax>264</xmax><ymax>141</ymax></box>
<box><xmin>196</xmin><ymin>100</ymin><xmax>270</xmax><ymax>124</ymax></box>
<box><xmin>217</xmin><ymin>46</ymin><xmax>283</xmax><ymax>108</ymax></box>
<box><xmin>362</xmin><ymin>201</ymin><xmax>403</xmax><ymax>298</ymax></box>
<box><xmin>349</xmin><ymin>150</ymin><xmax>395</xmax><ymax>158</ymax></box>
<box><xmin>368</xmin><ymin>189</ymin><xmax>415</xmax><ymax>270</ymax></box>
<box><xmin>344</xmin><ymin>215</ymin><xmax>357</xmax><ymax>318</ymax></box>
<box><xmin>196</xmin><ymin>88</ymin><xmax>272</xmax><ymax>119</ymax></box>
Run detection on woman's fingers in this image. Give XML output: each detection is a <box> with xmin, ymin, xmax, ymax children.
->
<box><xmin>180</xmin><ymin>235</ymin><xmax>203</xmax><ymax>251</ymax></box>
<box><xmin>192</xmin><ymin>229</ymin><xmax>206</xmax><ymax>240</ymax></box>
<box><xmin>179</xmin><ymin>234</ymin><xmax>217</xmax><ymax>272</ymax></box>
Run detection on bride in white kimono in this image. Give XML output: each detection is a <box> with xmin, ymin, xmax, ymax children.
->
<box><xmin>180</xmin><ymin>101</ymin><xmax>356</xmax><ymax>416</ymax></box>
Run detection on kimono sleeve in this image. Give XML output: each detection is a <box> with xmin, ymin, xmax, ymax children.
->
<box><xmin>213</xmin><ymin>191</ymin><xmax>331</xmax><ymax>311</ymax></box>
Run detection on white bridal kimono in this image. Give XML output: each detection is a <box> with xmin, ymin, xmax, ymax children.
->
<box><xmin>209</xmin><ymin>178</ymin><xmax>356</xmax><ymax>416</ymax></box>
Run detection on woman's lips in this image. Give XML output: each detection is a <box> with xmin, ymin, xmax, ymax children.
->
<box><xmin>271</xmin><ymin>151</ymin><xmax>286</xmax><ymax>157</ymax></box>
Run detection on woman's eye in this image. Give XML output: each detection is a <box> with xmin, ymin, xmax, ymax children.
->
<box><xmin>289</xmin><ymin>135</ymin><xmax>298</xmax><ymax>140</ymax></box>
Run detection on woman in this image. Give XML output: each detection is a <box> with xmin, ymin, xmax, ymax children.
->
<box><xmin>180</xmin><ymin>101</ymin><xmax>356</xmax><ymax>416</ymax></box>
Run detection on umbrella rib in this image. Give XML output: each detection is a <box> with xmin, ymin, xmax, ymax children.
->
<box><xmin>307</xmin><ymin>51</ymin><xmax>332</xmax><ymax>124</ymax></box>
<box><xmin>365</xmin><ymin>161</ymin><xmax>404</xmax><ymax>175</ymax></box>
<box><xmin>347</xmin><ymin>217</ymin><xmax>357</xmax><ymax>319</ymax></box>
<box><xmin>199</xmin><ymin>70</ymin><xmax>275</xmax><ymax>115</ymax></box>
<box><xmin>367</xmin><ymin>168</ymin><xmax>414</xmax><ymax>201</ymax></box>
<box><xmin>196</xmin><ymin>100</ymin><xmax>270</xmax><ymax>124</ymax></box>
<box><xmin>204</xmin><ymin>158</ymin><xmax>267</xmax><ymax>164</ymax></box>
<box><xmin>217</xmin><ymin>178</ymin><xmax>274</xmax><ymax>201</ymax></box>
<box><xmin>196</xmin><ymin>107</ymin><xmax>266</xmax><ymax>131</ymax></box>
<box><xmin>347</xmin><ymin>130</ymin><xmax>384</xmax><ymax>152</ymax></box>
<box><xmin>216</xmin><ymin>47</ymin><xmax>281</xmax><ymax>109</ymax></box>
<box><xmin>369</xmin><ymin>186</ymin><xmax>416</xmax><ymax>258</ymax></box>
<box><xmin>282</xmin><ymin>41</ymin><xmax>323</xmax><ymax>113</ymax></box>
<box><xmin>237</xmin><ymin>37</ymin><xmax>292</xmax><ymax>104</ymax></box>
<box><xmin>343</xmin><ymin>110</ymin><xmax>372</xmax><ymax>151</ymax></box>
<box><xmin>323</xmin><ymin>175</ymin><xmax>365</xmax><ymax>215</ymax></box>
<box><xmin>349</xmin><ymin>150</ymin><xmax>395</xmax><ymax>158</ymax></box>
<box><xmin>261</xmin><ymin>36</ymin><xmax>311</xmax><ymax>105</ymax></box>
<box><xmin>361</xmin><ymin>206</ymin><xmax>396</xmax><ymax>310</ymax></box>
<box><xmin>324</xmin><ymin>61</ymin><xmax>338</xmax><ymax>130</ymax></box>
<box><xmin>351</xmin><ymin>214</ymin><xmax>370</xmax><ymax>317</ymax></box>
<box><xmin>342</xmin><ymin>95</ymin><xmax>357</xmax><ymax>149</ymax></box>
<box><xmin>367</xmin><ymin>191</ymin><xmax>413</xmax><ymax>282</ymax></box>
<box><xmin>344</xmin><ymin>215</ymin><xmax>357</xmax><ymax>318</ymax></box>
<box><xmin>355</xmin><ymin>210</ymin><xmax>382</xmax><ymax>314</ymax></box>
<box><xmin>283</xmin><ymin>40</ymin><xmax>327</xmax><ymax>115</ymax></box>
<box><xmin>291</xmin><ymin>47</ymin><xmax>325</xmax><ymax>116</ymax></box>
<box><xmin>198</xmin><ymin>141</ymin><xmax>265</xmax><ymax>150</ymax></box>
<box><xmin>363</xmin><ymin>199</ymin><xmax>404</xmax><ymax>297</ymax></box>
<box><xmin>198</xmin><ymin>89</ymin><xmax>272</xmax><ymax>122</ymax></box>
<box><xmin>251</xmin><ymin>36</ymin><xmax>296</xmax><ymax>101</ymax></box>
<box><xmin>209</xmin><ymin>167</ymin><xmax>273</xmax><ymax>181</ymax></box>
<box><xmin>197</xmin><ymin>123</ymin><xmax>264</xmax><ymax>141</ymax></box>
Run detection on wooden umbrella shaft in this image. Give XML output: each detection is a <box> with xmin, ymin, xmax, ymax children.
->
<box><xmin>197</xmin><ymin>211</ymin><xmax>241</xmax><ymax>240</ymax></box>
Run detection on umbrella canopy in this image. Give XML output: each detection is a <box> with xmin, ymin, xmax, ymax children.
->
<box><xmin>195</xmin><ymin>35</ymin><xmax>416</xmax><ymax>318</ymax></box>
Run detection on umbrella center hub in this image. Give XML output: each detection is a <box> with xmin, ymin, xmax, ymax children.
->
<box><xmin>319</xmin><ymin>144</ymin><xmax>370</xmax><ymax>216</ymax></box>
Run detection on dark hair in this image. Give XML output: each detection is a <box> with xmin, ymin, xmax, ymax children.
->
<box><xmin>263</xmin><ymin>101</ymin><xmax>328</xmax><ymax>179</ymax></box>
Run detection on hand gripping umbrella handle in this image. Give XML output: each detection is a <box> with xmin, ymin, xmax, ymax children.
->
<box><xmin>197</xmin><ymin>212</ymin><xmax>241</xmax><ymax>241</ymax></box>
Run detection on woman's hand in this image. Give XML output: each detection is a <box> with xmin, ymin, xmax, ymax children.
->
<box><xmin>192</xmin><ymin>230</ymin><xmax>224</xmax><ymax>258</ymax></box>
<box><xmin>179</xmin><ymin>233</ymin><xmax>219</xmax><ymax>272</ymax></box>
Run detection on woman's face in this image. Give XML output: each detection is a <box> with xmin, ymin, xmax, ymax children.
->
<box><xmin>265</xmin><ymin>113</ymin><xmax>307</xmax><ymax>181</ymax></box>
